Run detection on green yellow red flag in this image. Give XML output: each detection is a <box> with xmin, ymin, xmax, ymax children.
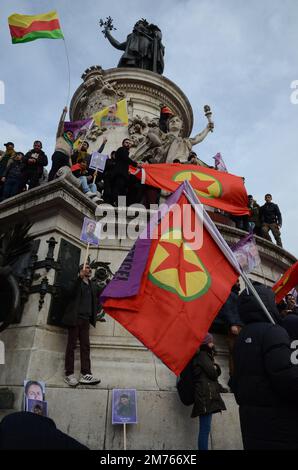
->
<box><xmin>8</xmin><ymin>11</ymin><xmax>64</xmax><ymax>44</ymax></box>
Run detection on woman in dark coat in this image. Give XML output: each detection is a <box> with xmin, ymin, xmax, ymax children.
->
<box><xmin>191</xmin><ymin>333</ymin><xmax>226</xmax><ymax>450</ymax></box>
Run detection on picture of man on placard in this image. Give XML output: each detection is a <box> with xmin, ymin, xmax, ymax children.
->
<box><xmin>89</xmin><ymin>152</ymin><xmax>108</xmax><ymax>173</ymax></box>
<box><xmin>24</xmin><ymin>380</ymin><xmax>45</xmax><ymax>403</ymax></box>
<box><xmin>80</xmin><ymin>217</ymin><xmax>101</xmax><ymax>246</ymax></box>
<box><xmin>112</xmin><ymin>389</ymin><xmax>137</xmax><ymax>424</ymax></box>
<box><xmin>27</xmin><ymin>399</ymin><xmax>48</xmax><ymax>417</ymax></box>
<box><xmin>100</xmin><ymin>103</ymin><xmax>123</xmax><ymax>127</ymax></box>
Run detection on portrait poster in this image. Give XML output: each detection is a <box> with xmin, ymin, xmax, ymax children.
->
<box><xmin>89</xmin><ymin>152</ymin><xmax>108</xmax><ymax>172</ymax></box>
<box><xmin>80</xmin><ymin>217</ymin><xmax>102</xmax><ymax>246</ymax></box>
<box><xmin>26</xmin><ymin>399</ymin><xmax>48</xmax><ymax>417</ymax></box>
<box><xmin>112</xmin><ymin>389</ymin><xmax>137</xmax><ymax>424</ymax></box>
<box><xmin>23</xmin><ymin>380</ymin><xmax>46</xmax><ymax>411</ymax></box>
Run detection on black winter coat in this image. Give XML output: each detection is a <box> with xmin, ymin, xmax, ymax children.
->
<box><xmin>233</xmin><ymin>282</ymin><xmax>298</xmax><ymax>449</ymax></box>
<box><xmin>191</xmin><ymin>348</ymin><xmax>226</xmax><ymax>417</ymax></box>
<box><xmin>112</xmin><ymin>147</ymin><xmax>137</xmax><ymax>179</ymax></box>
<box><xmin>260</xmin><ymin>202</ymin><xmax>282</xmax><ymax>226</ymax></box>
<box><xmin>23</xmin><ymin>149</ymin><xmax>48</xmax><ymax>176</ymax></box>
<box><xmin>61</xmin><ymin>278</ymin><xmax>98</xmax><ymax>327</ymax></box>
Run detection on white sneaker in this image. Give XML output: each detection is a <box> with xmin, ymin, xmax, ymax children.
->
<box><xmin>92</xmin><ymin>196</ymin><xmax>102</xmax><ymax>203</ymax></box>
<box><xmin>64</xmin><ymin>374</ymin><xmax>79</xmax><ymax>387</ymax></box>
<box><xmin>84</xmin><ymin>191</ymin><xmax>95</xmax><ymax>197</ymax></box>
<box><xmin>79</xmin><ymin>374</ymin><xmax>101</xmax><ymax>385</ymax></box>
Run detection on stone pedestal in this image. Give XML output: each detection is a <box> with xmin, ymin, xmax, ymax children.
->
<box><xmin>0</xmin><ymin>181</ymin><xmax>295</xmax><ymax>449</ymax></box>
<box><xmin>69</xmin><ymin>66</ymin><xmax>194</xmax><ymax>160</ymax></box>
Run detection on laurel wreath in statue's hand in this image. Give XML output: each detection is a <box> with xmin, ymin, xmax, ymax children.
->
<box><xmin>99</xmin><ymin>16</ymin><xmax>116</xmax><ymax>37</ymax></box>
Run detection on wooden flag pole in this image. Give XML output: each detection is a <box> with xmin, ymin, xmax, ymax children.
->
<box><xmin>83</xmin><ymin>243</ymin><xmax>90</xmax><ymax>270</ymax></box>
<box><xmin>93</xmin><ymin>169</ymin><xmax>98</xmax><ymax>184</ymax></box>
<box><xmin>123</xmin><ymin>423</ymin><xmax>127</xmax><ymax>450</ymax></box>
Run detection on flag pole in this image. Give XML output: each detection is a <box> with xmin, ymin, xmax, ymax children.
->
<box><xmin>83</xmin><ymin>243</ymin><xmax>90</xmax><ymax>270</ymax></box>
<box><xmin>62</xmin><ymin>38</ymin><xmax>71</xmax><ymax>107</ymax></box>
<box><xmin>183</xmin><ymin>181</ymin><xmax>276</xmax><ymax>325</ymax></box>
<box><xmin>123</xmin><ymin>423</ymin><xmax>127</xmax><ymax>450</ymax></box>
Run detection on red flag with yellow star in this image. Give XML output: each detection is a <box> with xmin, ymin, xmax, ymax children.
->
<box><xmin>132</xmin><ymin>163</ymin><xmax>249</xmax><ymax>216</ymax></box>
<box><xmin>101</xmin><ymin>183</ymin><xmax>239</xmax><ymax>375</ymax></box>
<box><xmin>272</xmin><ymin>261</ymin><xmax>298</xmax><ymax>304</ymax></box>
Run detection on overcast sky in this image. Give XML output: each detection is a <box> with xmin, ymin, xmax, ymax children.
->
<box><xmin>1</xmin><ymin>0</ymin><xmax>297</xmax><ymax>256</ymax></box>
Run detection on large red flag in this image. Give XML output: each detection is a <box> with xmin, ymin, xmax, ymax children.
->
<box><xmin>132</xmin><ymin>163</ymin><xmax>249</xmax><ymax>216</ymax></box>
<box><xmin>102</xmin><ymin>184</ymin><xmax>239</xmax><ymax>375</ymax></box>
<box><xmin>272</xmin><ymin>261</ymin><xmax>298</xmax><ymax>304</ymax></box>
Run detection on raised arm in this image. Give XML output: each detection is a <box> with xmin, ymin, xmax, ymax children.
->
<box><xmin>105</xmin><ymin>29</ymin><xmax>127</xmax><ymax>51</ymax></box>
<box><xmin>57</xmin><ymin>106</ymin><xmax>68</xmax><ymax>138</ymax></box>
<box><xmin>189</xmin><ymin>122</ymin><xmax>214</xmax><ymax>146</ymax></box>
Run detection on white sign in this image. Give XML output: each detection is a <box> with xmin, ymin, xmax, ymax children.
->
<box><xmin>89</xmin><ymin>152</ymin><xmax>108</xmax><ymax>172</ymax></box>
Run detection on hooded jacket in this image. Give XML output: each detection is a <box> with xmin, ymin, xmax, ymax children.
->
<box><xmin>233</xmin><ymin>282</ymin><xmax>298</xmax><ymax>449</ymax></box>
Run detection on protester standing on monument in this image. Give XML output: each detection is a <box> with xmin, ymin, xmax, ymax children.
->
<box><xmin>191</xmin><ymin>333</ymin><xmax>226</xmax><ymax>450</ymax></box>
<box><xmin>110</xmin><ymin>139</ymin><xmax>140</xmax><ymax>205</ymax></box>
<box><xmin>62</xmin><ymin>264</ymin><xmax>101</xmax><ymax>386</ymax></box>
<box><xmin>1</xmin><ymin>151</ymin><xmax>24</xmax><ymax>200</ymax></box>
<box><xmin>22</xmin><ymin>141</ymin><xmax>48</xmax><ymax>189</ymax></box>
<box><xmin>260</xmin><ymin>194</ymin><xmax>282</xmax><ymax>247</ymax></box>
<box><xmin>48</xmin><ymin>107</ymin><xmax>74</xmax><ymax>181</ymax></box>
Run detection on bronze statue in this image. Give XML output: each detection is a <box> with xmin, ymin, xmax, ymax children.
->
<box><xmin>100</xmin><ymin>17</ymin><xmax>165</xmax><ymax>75</ymax></box>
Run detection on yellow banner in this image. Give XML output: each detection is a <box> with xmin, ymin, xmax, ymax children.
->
<box><xmin>93</xmin><ymin>99</ymin><xmax>128</xmax><ymax>128</ymax></box>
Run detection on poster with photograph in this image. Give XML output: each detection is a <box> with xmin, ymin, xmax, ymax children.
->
<box><xmin>23</xmin><ymin>380</ymin><xmax>46</xmax><ymax>411</ymax></box>
<box><xmin>112</xmin><ymin>389</ymin><xmax>137</xmax><ymax>424</ymax></box>
<box><xmin>80</xmin><ymin>217</ymin><xmax>102</xmax><ymax>246</ymax></box>
<box><xmin>89</xmin><ymin>152</ymin><xmax>108</xmax><ymax>172</ymax></box>
<box><xmin>27</xmin><ymin>399</ymin><xmax>48</xmax><ymax>417</ymax></box>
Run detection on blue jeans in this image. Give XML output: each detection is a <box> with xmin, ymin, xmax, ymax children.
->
<box><xmin>79</xmin><ymin>176</ymin><xmax>96</xmax><ymax>194</ymax></box>
<box><xmin>198</xmin><ymin>414</ymin><xmax>212</xmax><ymax>450</ymax></box>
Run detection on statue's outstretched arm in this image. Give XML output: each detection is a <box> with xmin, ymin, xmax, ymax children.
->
<box><xmin>105</xmin><ymin>29</ymin><xmax>126</xmax><ymax>51</ymax></box>
<box><xmin>189</xmin><ymin>122</ymin><xmax>214</xmax><ymax>145</ymax></box>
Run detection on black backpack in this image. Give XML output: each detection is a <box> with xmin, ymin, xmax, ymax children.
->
<box><xmin>176</xmin><ymin>358</ymin><xmax>195</xmax><ymax>406</ymax></box>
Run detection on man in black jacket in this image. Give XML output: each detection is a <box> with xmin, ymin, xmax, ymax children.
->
<box><xmin>62</xmin><ymin>264</ymin><xmax>101</xmax><ymax>387</ymax></box>
<box><xmin>232</xmin><ymin>282</ymin><xmax>298</xmax><ymax>449</ymax></box>
<box><xmin>22</xmin><ymin>141</ymin><xmax>48</xmax><ymax>189</ymax></box>
<box><xmin>111</xmin><ymin>139</ymin><xmax>140</xmax><ymax>205</ymax></box>
<box><xmin>260</xmin><ymin>193</ymin><xmax>282</xmax><ymax>247</ymax></box>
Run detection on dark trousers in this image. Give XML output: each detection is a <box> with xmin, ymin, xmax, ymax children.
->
<box><xmin>3</xmin><ymin>178</ymin><xmax>21</xmax><ymax>200</ymax></box>
<box><xmin>22</xmin><ymin>170</ymin><xmax>40</xmax><ymax>189</ymax></box>
<box><xmin>65</xmin><ymin>319</ymin><xmax>91</xmax><ymax>376</ymax></box>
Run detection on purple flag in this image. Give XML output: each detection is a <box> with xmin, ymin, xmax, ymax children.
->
<box><xmin>213</xmin><ymin>153</ymin><xmax>228</xmax><ymax>172</ymax></box>
<box><xmin>64</xmin><ymin>118</ymin><xmax>93</xmax><ymax>139</ymax></box>
<box><xmin>231</xmin><ymin>233</ymin><xmax>260</xmax><ymax>273</ymax></box>
<box><xmin>100</xmin><ymin>184</ymin><xmax>185</xmax><ymax>302</ymax></box>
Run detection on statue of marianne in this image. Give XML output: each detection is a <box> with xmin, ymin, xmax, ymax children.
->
<box><xmin>102</xmin><ymin>19</ymin><xmax>165</xmax><ymax>75</ymax></box>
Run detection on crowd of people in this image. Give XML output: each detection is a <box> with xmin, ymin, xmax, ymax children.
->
<box><xmin>0</xmin><ymin>107</ymin><xmax>284</xmax><ymax>248</ymax></box>
<box><xmin>187</xmin><ymin>280</ymin><xmax>298</xmax><ymax>450</ymax></box>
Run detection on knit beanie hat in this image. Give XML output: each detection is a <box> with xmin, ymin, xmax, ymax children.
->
<box><xmin>202</xmin><ymin>332</ymin><xmax>214</xmax><ymax>345</ymax></box>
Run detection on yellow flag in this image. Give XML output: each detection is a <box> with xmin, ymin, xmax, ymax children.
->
<box><xmin>93</xmin><ymin>99</ymin><xmax>128</xmax><ymax>127</ymax></box>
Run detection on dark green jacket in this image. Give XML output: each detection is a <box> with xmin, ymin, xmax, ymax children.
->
<box><xmin>191</xmin><ymin>348</ymin><xmax>226</xmax><ymax>417</ymax></box>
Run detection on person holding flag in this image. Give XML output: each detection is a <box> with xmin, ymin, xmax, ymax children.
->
<box><xmin>48</xmin><ymin>107</ymin><xmax>74</xmax><ymax>181</ymax></box>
